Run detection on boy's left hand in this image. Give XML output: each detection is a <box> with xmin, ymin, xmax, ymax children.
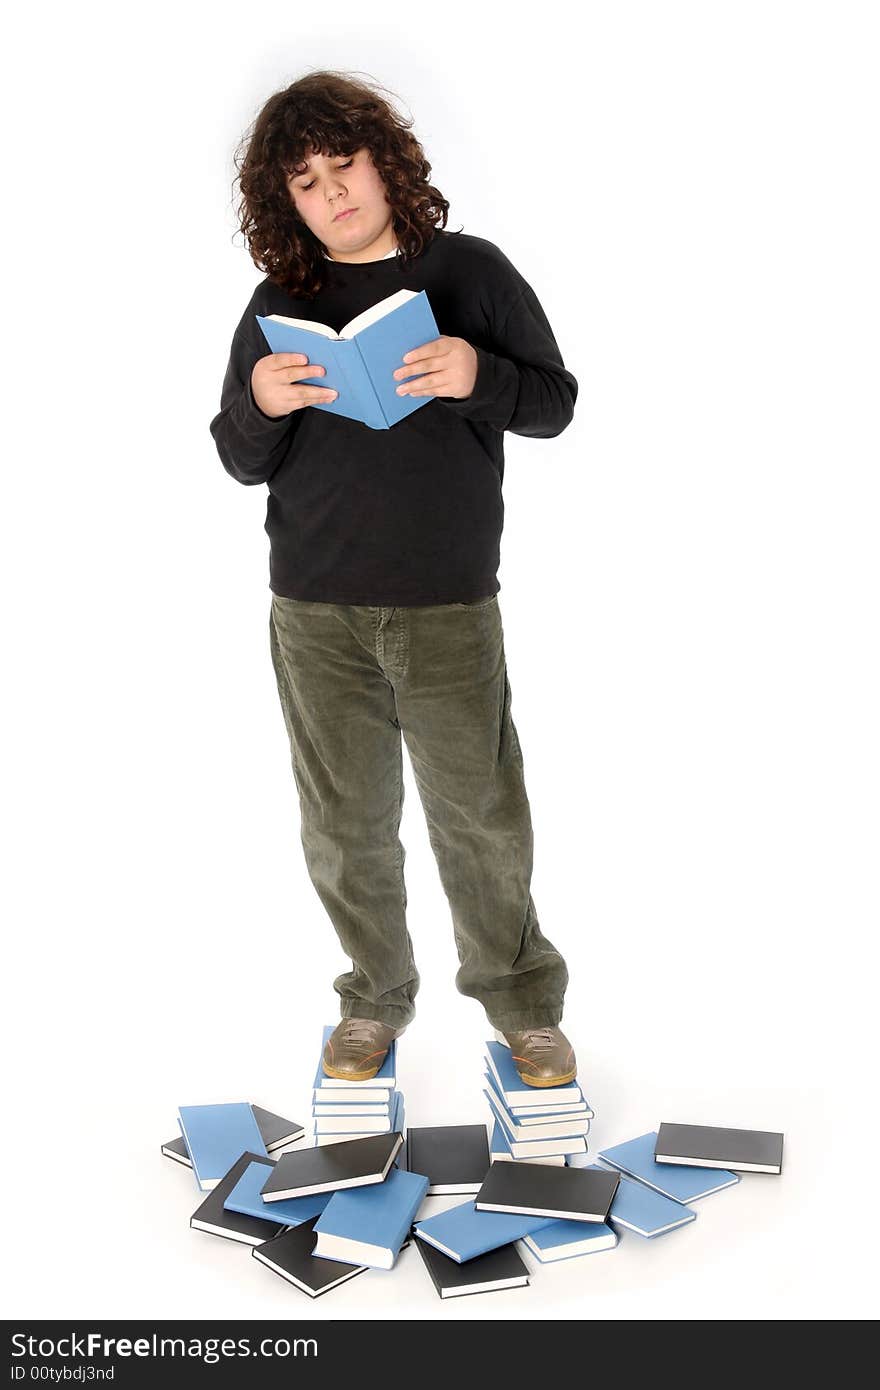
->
<box><xmin>393</xmin><ymin>336</ymin><xmax>478</xmax><ymax>400</ymax></box>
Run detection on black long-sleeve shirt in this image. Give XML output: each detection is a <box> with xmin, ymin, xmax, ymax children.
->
<box><xmin>209</xmin><ymin>229</ymin><xmax>577</xmax><ymax>605</ymax></box>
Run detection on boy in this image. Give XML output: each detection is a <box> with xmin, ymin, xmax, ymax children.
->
<box><xmin>210</xmin><ymin>72</ymin><xmax>579</xmax><ymax>1088</ymax></box>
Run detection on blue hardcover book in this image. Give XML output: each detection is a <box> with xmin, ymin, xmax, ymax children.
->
<box><xmin>483</xmin><ymin>1088</ymin><xmax>588</xmax><ymax>1156</ymax></box>
<box><xmin>391</xmin><ymin>1091</ymin><xmax>404</xmax><ymax>1134</ymax></box>
<box><xmin>483</xmin><ymin>1072</ymin><xmax>591</xmax><ymax>1138</ymax></box>
<box><xmin>598</xmin><ymin>1132</ymin><xmax>740</xmax><ymax>1204</ymax></box>
<box><xmin>177</xmin><ymin>1103</ymin><xmax>267</xmax><ymax>1191</ymax></box>
<box><xmin>223</xmin><ymin>1159</ymin><xmax>332</xmax><ymax>1227</ymax></box>
<box><xmin>313</xmin><ymin>1025</ymin><xmax>397</xmax><ymax>1092</ymax></box>
<box><xmin>313</xmin><ymin>1167</ymin><xmax>429</xmax><ymax>1270</ymax></box>
<box><xmin>484</xmin><ymin>1041</ymin><xmax>585</xmax><ymax>1110</ymax></box>
<box><xmin>598</xmin><ymin>1165</ymin><xmax>697</xmax><ymax>1237</ymax></box>
<box><xmin>414</xmin><ymin>1199</ymin><xmax>554</xmax><ymax>1264</ymax></box>
<box><xmin>519</xmin><ymin>1220</ymin><xmax>618</xmax><ymax>1263</ymax></box>
<box><xmin>489</xmin><ymin>1119</ymin><xmax>566</xmax><ymax>1166</ymax></box>
<box><xmin>255</xmin><ymin>290</ymin><xmax>440</xmax><ymax>431</ymax></box>
<box><xmin>482</xmin><ymin>1072</ymin><xmax>591</xmax><ymax>1128</ymax></box>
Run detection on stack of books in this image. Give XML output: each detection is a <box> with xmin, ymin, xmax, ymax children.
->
<box><xmin>483</xmin><ymin>1036</ymin><xmax>593</xmax><ymax>1166</ymax></box>
<box><xmin>310</xmin><ymin>1024</ymin><xmax>405</xmax><ymax>1148</ymax></box>
<box><xmin>162</xmin><ymin>1036</ymin><xmax>784</xmax><ymax>1299</ymax></box>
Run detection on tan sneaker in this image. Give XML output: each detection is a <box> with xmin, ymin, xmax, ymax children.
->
<box><xmin>494</xmin><ymin>1025</ymin><xmax>577</xmax><ymax>1087</ymax></box>
<box><xmin>322</xmin><ymin>1018</ymin><xmax>404</xmax><ymax>1081</ymax></box>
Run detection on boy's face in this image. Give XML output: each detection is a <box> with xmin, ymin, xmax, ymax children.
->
<box><xmin>285</xmin><ymin>146</ymin><xmax>396</xmax><ymax>263</ymax></box>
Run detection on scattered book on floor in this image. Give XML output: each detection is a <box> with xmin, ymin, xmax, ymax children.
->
<box><xmin>518</xmin><ymin>1219</ymin><xmax>618</xmax><ymax>1263</ymax></box>
<box><xmin>177</xmin><ymin>1102</ymin><xmax>267</xmax><ymax>1191</ymax></box>
<box><xmin>401</xmin><ymin>1125</ymin><xmax>491</xmax><ymax>1195</ymax></box>
<box><xmin>190</xmin><ymin>1153</ymin><xmax>284</xmax><ymax>1246</ymax></box>
<box><xmin>490</xmin><ymin>1119</ymin><xmax>565</xmax><ymax>1166</ymax></box>
<box><xmin>261</xmin><ymin>1132</ymin><xmax>403</xmax><ymax>1201</ymax></box>
<box><xmin>313</xmin><ymin>1025</ymin><xmax>398</xmax><ymax>1092</ymax></box>
<box><xmin>256</xmin><ymin>289</ymin><xmax>440</xmax><ymax>431</ymax></box>
<box><xmin>313</xmin><ymin>1167</ymin><xmax>430</xmax><ymax>1270</ymax></box>
<box><xmin>161</xmin><ymin>1135</ymin><xmax>192</xmax><ymax>1168</ymax></box>
<box><xmin>484</xmin><ymin>1041</ymin><xmax>587</xmax><ymax>1111</ymax></box>
<box><xmin>484</xmin><ymin>1086</ymin><xmax>589</xmax><ymax>1154</ymax></box>
<box><xmin>415</xmin><ymin>1233</ymin><xmax>530</xmax><ymax>1297</ymax></box>
<box><xmin>223</xmin><ymin>1158</ymin><xmax>331</xmax><ymax>1227</ymax></box>
<box><xmin>598</xmin><ymin>1167</ymin><xmax>697</xmax><ymax>1238</ymax></box>
<box><xmin>162</xmin><ymin>1104</ymin><xmax>304</xmax><ymax>1167</ymax></box>
<box><xmin>475</xmin><ymin>1158</ymin><xmax>619</xmax><ymax>1223</ymax></box>
<box><xmin>414</xmin><ymin>1198</ymin><xmax>554</xmax><ymax>1264</ymax></box>
<box><xmin>598</xmin><ymin>1132</ymin><xmax>740</xmax><ymax>1203</ymax></box>
<box><xmin>252</xmin><ymin>1216</ymin><xmax>368</xmax><ymax>1298</ymax></box>
<box><xmin>655</xmin><ymin>1122</ymin><xmax>784</xmax><ymax>1175</ymax></box>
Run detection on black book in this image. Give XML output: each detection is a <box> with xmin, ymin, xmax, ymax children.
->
<box><xmin>404</xmin><ymin>1125</ymin><xmax>491</xmax><ymax>1195</ymax></box>
<box><xmin>415</xmin><ymin>1234</ymin><xmax>529</xmax><ymax>1298</ymax></box>
<box><xmin>252</xmin><ymin>1217</ymin><xmax>368</xmax><ymax>1298</ymax></box>
<box><xmin>261</xmin><ymin>1132</ymin><xmax>403</xmax><ymax>1201</ymax></box>
<box><xmin>162</xmin><ymin>1104</ymin><xmax>304</xmax><ymax>1166</ymax></box>
<box><xmin>655</xmin><ymin>1122</ymin><xmax>784</xmax><ymax>1174</ymax></box>
<box><xmin>475</xmin><ymin>1157</ymin><xmax>619</xmax><ymax>1222</ymax></box>
<box><xmin>190</xmin><ymin>1152</ymin><xmax>286</xmax><ymax>1245</ymax></box>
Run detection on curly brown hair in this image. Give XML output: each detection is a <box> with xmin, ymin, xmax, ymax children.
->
<box><xmin>232</xmin><ymin>69</ymin><xmax>453</xmax><ymax>299</ymax></box>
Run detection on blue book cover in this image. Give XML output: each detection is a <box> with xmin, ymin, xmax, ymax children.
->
<box><xmin>255</xmin><ymin>290</ymin><xmax>440</xmax><ymax>431</ymax></box>
<box><xmin>414</xmin><ymin>1199</ymin><xmax>555</xmax><ymax>1264</ymax></box>
<box><xmin>313</xmin><ymin>1025</ymin><xmax>397</xmax><ymax>1092</ymax></box>
<box><xmin>483</xmin><ymin>1072</ymin><xmax>591</xmax><ymax>1136</ymax></box>
<box><xmin>313</xmin><ymin>1167</ymin><xmax>429</xmax><ymax>1270</ymax></box>
<box><xmin>598</xmin><ymin>1132</ymin><xmax>740</xmax><ymax>1204</ymax></box>
<box><xmin>223</xmin><ymin>1159</ymin><xmax>331</xmax><ymax>1227</ymax></box>
<box><xmin>177</xmin><ymin>1103</ymin><xmax>267</xmax><ymax>1191</ymax></box>
<box><xmin>391</xmin><ymin>1090</ymin><xmax>404</xmax><ymax>1135</ymax></box>
<box><xmin>484</xmin><ymin>1041</ymin><xmax>585</xmax><ymax>1110</ymax></box>
<box><xmin>519</xmin><ymin>1219</ymin><xmax>618</xmax><ymax>1263</ymax></box>
<box><xmin>598</xmin><ymin>1165</ymin><xmax>697</xmax><ymax>1237</ymax></box>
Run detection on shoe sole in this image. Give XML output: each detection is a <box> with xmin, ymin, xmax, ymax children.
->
<box><xmin>519</xmin><ymin>1069</ymin><xmax>577</xmax><ymax>1087</ymax></box>
<box><xmin>322</xmin><ymin>1062</ymin><xmax>382</xmax><ymax>1081</ymax></box>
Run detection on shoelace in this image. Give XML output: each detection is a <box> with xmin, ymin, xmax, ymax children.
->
<box><xmin>518</xmin><ymin>1027</ymin><xmax>557</xmax><ymax>1053</ymax></box>
<box><xmin>341</xmin><ymin>1020</ymin><xmax>385</xmax><ymax>1046</ymax></box>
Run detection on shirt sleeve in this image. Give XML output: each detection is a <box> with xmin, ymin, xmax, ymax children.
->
<box><xmin>436</xmin><ymin>277</ymin><xmax>578</xmax><ymax>438</ymax></box>
<box><xmin>209</xmin><ymin>291</ymin><xmax>303</xmax><ymax>486</ymax></box>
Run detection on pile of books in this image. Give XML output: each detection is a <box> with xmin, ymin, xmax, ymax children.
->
<box><xmin>162</xmin><ymin>1026</ymin><xmax>784</xmax><ymax>1299</ymax></box>
<box><xmin>310</xmin><ymin>1024</ymin><xmax>405</xmax><ymax>1147</ymax></box>
<box><xmin>482</xmin><ymin>1033</ymin><xmax>593</xmax><ymax>1166</ymax></box>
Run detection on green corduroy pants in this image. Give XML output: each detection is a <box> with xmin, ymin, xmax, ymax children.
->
<box><xmin>268</xmin><ymin>593</ymin><xmax>569</xmax><ymax>1031</ymax></box>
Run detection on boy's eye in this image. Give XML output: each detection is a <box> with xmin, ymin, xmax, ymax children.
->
<box><xmin>300</xmin><ymin>158</ymin><xmax>354</xmax><ymax>192</ymax></box>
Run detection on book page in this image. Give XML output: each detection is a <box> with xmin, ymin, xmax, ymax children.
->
<box><xmin>266</xmin><ymin>314</ymin><xmax>339</xmax><ymax>340</ymax></box>
<box><xmin>341</xmin><ymin>289</ymin><xmax>419</xmax><ymax>340</ymax></box>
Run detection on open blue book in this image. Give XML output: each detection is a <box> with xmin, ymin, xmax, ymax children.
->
<box><xmin>255</xmin><ymin>289</ymin><xmax>440</xmax><ymax>431</ymax></box>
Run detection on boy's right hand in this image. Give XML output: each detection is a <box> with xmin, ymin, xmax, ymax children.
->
<box><xmin>251</xmin><ymin>353</ymin><xmax>338</xmax><ymax>418</ymax></box>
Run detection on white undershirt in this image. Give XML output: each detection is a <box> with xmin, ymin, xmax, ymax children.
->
<box><xmin>323</xmin><ymin>248</ymin><xmax>399</xmax><ymax>261</ymax></box>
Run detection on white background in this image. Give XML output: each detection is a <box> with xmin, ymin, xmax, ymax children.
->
<box><xmin>3</xmin><ymin>0</ymin><xmax>877</xmax><ymax>1321</ymax></box>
